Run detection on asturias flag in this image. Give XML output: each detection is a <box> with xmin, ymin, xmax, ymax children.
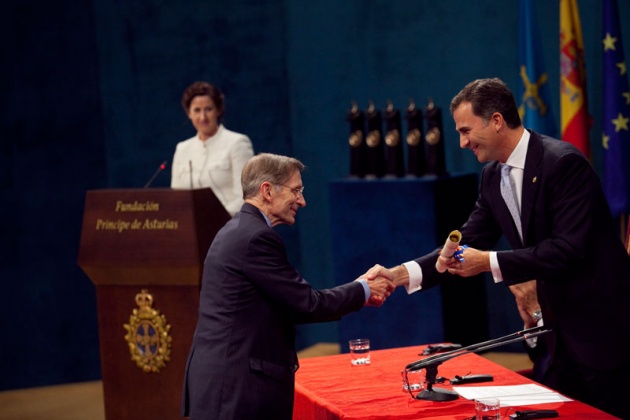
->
<box><xmin>602</xmin><ymin>0</ymin><xmax>630</xmax><ymax>218</ymax></box>
<box><xmin>518</xmin><ymin>0</ymin><xmax>556</xmax><ymax>137</ymax></box>
<box><xmin>560</xmin><ymin>0</ymin><xmax>591</xmax><ymax>158</ymax></box>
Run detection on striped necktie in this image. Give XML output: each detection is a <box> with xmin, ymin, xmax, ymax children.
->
<box><xmin>500</xmin><ymin>163</ymin><xmax>522</xmax><ymax>240</ymax></box>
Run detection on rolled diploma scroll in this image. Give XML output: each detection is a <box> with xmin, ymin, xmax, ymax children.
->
<box><xmin>435</xmin><ymin>230</ymin><xmax>462</xmax><ymax>273</ymax></box>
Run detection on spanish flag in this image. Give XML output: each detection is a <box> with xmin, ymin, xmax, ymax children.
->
<box><xmin>560</xmin><ymin>0</ymin><xmax>591</xmax><ymax>158</ymax></box>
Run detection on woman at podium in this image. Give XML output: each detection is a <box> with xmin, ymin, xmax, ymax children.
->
<box><xmin>171</xmin><ymin>81</ymin><xmax>254</xmax><ymax>216</ymax></box>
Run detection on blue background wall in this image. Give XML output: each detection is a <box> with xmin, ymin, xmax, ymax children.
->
<box><xmin>2</xmin><ymin>0</ymin><xmax>628</xmax><ymax>390</ymax></box>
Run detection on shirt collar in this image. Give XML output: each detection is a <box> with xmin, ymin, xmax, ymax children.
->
<box><xmin>194</xmin><ymin>124</ymin><xmax>224</xmax><ymax>143</ymax></box>
<box><xmin>259</xmin><ymin>209</ymin><xmax>272</xmax><ymax>228</ymax></box>
<box><xmin>505</xmin><ymin>129</ymin><xmax>530</xmax><ymax>170</ymax></box>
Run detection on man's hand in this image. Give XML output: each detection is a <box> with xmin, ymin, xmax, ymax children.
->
<box><xmin>358</xmin><ymin>264</ymin><xmax>396</xmax><ymax>306</ymax></box>
<box><xmin>363</xmin><ymin>264</ymin><xmax>410</xmax><ymax>288</ymax></box>
<box><xmin>365</xmin><ymin>277</ymin><xmax>394</xmax><ymax>306</ymax></box>
<box><xmin>508</xmin><ymin>280</ymin><xmax>541</xmax><ymax>328</ymax></box>
<box><xmin>445</xmin><ymin>247</ymin><xmax>491</xmax><ymax>277</ymax></box>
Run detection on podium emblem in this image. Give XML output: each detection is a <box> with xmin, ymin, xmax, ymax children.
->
<box><xmin>123</xmin><ymin>289</ymin><xmax>172</xmax><ymax>373</ymax></box>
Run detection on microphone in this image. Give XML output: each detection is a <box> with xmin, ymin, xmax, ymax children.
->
<box><xmin>406</xmin><ymin>325</ymin><xmax>550</xmax><ymax>371</ymax></box>
<box><xmin>144</xmin><ymin>160</ymin><xmax>167</xmax><ymax>188</ymax></box>
<box><xmin>189</xmin><ymin>160</ymin><xmax>193</xmax><ymax>189</ymax></box>
<box><xmin>402</xmin><ymin>326</ymin><xmax>552</xmax><ymax>402</ymax></box>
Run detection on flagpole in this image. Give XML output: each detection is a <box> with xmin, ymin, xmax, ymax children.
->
<box><xmin>623</xmin><ymin>214</ymin><xmax>629</xmax><ymax>252</ymax></box>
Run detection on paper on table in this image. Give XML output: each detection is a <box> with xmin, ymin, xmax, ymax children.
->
<box><xmin>452</xmin><ymin>384</ymin><xmax>572</xmax><ymax>407</ymax></box>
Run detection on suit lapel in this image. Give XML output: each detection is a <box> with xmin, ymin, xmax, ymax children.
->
<box><xmin>520</xmin><ymin>130</ymin><xmax>544</xmax><ymax>245</ymax></box>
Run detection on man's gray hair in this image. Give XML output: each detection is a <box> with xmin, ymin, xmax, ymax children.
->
<box><xmin>241</xmin><ymin>153</ymin><xmax>305</xmax><ymax>199</ymax></box>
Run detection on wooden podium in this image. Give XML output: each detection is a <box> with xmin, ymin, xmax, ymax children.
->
<box><xmin>78</xmin><ymin>188</ymin><xmax>230</xmax><ymax>419</ymax></box>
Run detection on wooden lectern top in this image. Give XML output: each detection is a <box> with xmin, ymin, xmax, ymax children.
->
<box><xmin>78</xmin><ymin>188</ymin><xmax>230</xmax><ymax>286</ymax></box>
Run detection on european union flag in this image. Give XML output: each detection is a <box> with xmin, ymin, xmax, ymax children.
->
<box><xmin>518</xmin><ymin>0</ymin><xmax>556</xmax><ymax>138</ymax></box>
<box><xmin>602</xmin><ymin>0</ymin><xmax>630</xmax><ymax>217</ymax></box>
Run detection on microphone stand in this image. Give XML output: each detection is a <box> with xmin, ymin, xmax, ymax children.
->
<box><xmin>404</xmin><ymin>326</ymin><xmax>552</xmax><ymax>402</ymax></box>
<box><xmin>144</xmin><ymin>161</ymin><xmax>167</xmax><ymax>188</ymax></box>
<box><xmin>189</xmin><ymin>160</ymin><xmax>193</xmax><ymax>189</ymax></box>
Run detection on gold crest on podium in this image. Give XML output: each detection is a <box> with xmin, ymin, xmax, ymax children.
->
<box><xmin>123</xmin><ymin>289</ymin><xmax>172</xmax><ymax>373</ymax></box>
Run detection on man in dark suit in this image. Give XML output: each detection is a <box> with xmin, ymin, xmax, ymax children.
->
<box><xmin>181</xmin><ymin>153</ymin><xmax>394</xmax><ymax>420</ymax></box>
<box><xmin>367</xmin><ymin>78</ymin><xmax>630</xmax><ymax>419</ymax></box>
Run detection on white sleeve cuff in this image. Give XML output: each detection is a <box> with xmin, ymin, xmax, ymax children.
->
<box><xmin>489</xmin><ymin>251</ymin><xmax>503</xmax><ymax>283</ymax></box>
<box><xmin>403</xmin><ymin>261</ymin><xmax>423</xmax><ymax>294</ymax></box>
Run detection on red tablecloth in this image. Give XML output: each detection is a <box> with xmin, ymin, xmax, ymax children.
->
<box><xmin>294</xmin><ymin>345</ymin><xmax>617</xmax><ymax>419</ymax></box>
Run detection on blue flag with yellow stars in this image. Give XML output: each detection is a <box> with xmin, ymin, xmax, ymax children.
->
<box><xmin>602</xmin><ymin>0</ymin><xmax>630</xmax><ymax>217</ymax></box>
<box><xmin>518</xmin><ymin>0</ymin><xmax>556</xmax><ymax>138</ymax></box>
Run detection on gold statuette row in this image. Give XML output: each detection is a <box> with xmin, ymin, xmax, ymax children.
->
<box><xmin>347</xmin><ymin>98</ymin><xmax>447</xmax><ymax>179</ymax></box>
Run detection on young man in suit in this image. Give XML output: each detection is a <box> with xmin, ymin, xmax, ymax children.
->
<box><xmin>366</xmin><ymin>78</ymin><xmax>630</xmax><ymax>419</ymax></box>
<box><xmin>181</xmin><ymin>153</ymin><xmax>394</xmax><ymax>419</ymax></box>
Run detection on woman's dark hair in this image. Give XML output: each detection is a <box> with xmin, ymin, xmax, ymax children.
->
<box><xmin>181</xmin><ymin>81</ymin><xmax>225</xmax><ymax>119</ymax></box>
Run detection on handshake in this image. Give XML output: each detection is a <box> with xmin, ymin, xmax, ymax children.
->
<box><xmin>356</xmin><ymin>264</ymin><xmax>403</xmax><ymax>307</ymax></box>
<box><xmin>357</xmin><ymin>231</ymin><xmax>481</xmax><ymax>307</ymax></box>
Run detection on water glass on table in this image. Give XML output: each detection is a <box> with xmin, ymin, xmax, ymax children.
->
<box><xmin>348</xmin><ymin>338</ymin><xmax>370</xmax><ymax>366</ymax></box>
<box><xmin>474</xmin><ymin>397</ymin><xmax>500</xmax><ymax>420</ymax></box>
<box><xmin>401</xmin><ymin>369</ymin><xmax>424</xmax><ymax>392</ymax></box>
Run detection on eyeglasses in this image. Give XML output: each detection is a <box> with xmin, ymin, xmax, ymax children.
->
<box><xmin>277</xmin><ymin>184</ymin><xmax>305</xmax><ymax>198</ymax></box>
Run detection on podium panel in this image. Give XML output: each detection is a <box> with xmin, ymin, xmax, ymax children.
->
<box><xmin>329</xmin><ymin>174</ymin><xmax>488</xmax><ymax>351</ymax></box>
<box><xmin>78</xmin><ymin>188</ymin><xmax>230</xmax><ymax>419</ymax></box>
